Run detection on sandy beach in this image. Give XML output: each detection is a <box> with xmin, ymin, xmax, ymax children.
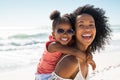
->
<box><xmin>89</xmin><ymin>50</ymin><xmax>120</xmax><ymax>80</ymax></box>
<box><xmin>0</xmin><ymin>50</ymin><xmax>120</xmax><ymax>80</ymax></box>
<box><xmin>0</xmin><ymin>65</ymin><xmax>36</xmax><ymax>80</ymax></box>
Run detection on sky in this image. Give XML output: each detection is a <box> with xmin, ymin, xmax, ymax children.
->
<box><xmin>0</xmin><ymin>0</ymin><xmax>120</xmax><ymax>29</ymax></box>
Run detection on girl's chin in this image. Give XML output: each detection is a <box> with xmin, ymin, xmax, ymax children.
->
<box><xmin>61</xmin><ymin>42</ymin><xmax>68</xmax><ymax>45</ymax></box>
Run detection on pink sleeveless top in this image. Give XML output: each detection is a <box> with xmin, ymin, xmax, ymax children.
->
<box><xmin>37</xmin><ymin>36</ymin><xmax>62</xmax><ymax>74</ymax></box>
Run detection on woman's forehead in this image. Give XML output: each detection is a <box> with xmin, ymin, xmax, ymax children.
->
<box><xmin>76</xmin><ymin>14</ymin><xmax>95</xmax><ymax>23</ymax></box>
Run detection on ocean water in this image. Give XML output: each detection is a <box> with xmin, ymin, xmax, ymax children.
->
<box><xmin>0</xmin><ymin>25</ymin><xmax>120</xmax><ymax>74</ymax></box>
<box><xmin>0</xmin><ymin>26</ymin><xmax>51</xmax><ymax>73</ymax></box>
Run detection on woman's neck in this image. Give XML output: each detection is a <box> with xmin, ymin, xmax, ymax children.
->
<box><xmin>76</xmin><ymin>42</ymin><xmax>88</xmax><ymax>52</ymax></box>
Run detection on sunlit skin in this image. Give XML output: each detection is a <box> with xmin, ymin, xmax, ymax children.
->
<box><xmin>74</xmin><ymin>14</ymin><xmax>96</xmax><ymax>78</ymax></box>
<box><xmin>52</xmin><ymin>23</ymin><xmax>73</xmax><ymax>45</ymax></box>
<box><xmin>75</xmin><ymin>14</ymin><xmax>96</xmax><ymax>52</ymax></box>
<box><xmin>54</xmin><ymin>14</ymin><xmax>96</xmax><ymax>79</ymax></box>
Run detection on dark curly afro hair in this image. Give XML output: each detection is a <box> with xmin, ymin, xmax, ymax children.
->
<box><xmin>71</xmin><ymin>4</ymin><xmax>112</xmax><ymax>53</ymax></box>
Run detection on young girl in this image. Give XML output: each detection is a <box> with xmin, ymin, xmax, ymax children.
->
<box><xmin>35</xmin><ymin>10</ymin><xmax>96</xmax><ymax>80</ymax></box>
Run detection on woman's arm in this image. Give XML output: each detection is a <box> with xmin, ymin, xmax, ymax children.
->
<box><xmin>86</xmin><ymin>53</ymin><xmax>96</xmax><ymax>70</ymax></box>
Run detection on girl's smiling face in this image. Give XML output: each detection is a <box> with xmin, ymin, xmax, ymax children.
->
<box><xmin>75</xmin><ymin>14</ymin><xmax>96</xmax><ymax>47</ymax></box>
<box><xmin>53</xmin><ymin>23</ymin><xmax>74</xmax><ymax>45</ymax></box>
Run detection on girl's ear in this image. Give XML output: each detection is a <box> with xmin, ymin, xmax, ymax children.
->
<box><xmin>52</xmin><ymin>32</ymin><xmax>55</xmax><ymax>38</ymax></box>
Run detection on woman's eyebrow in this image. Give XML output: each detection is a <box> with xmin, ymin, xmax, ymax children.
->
<box><xmin>77</xmin><ymin>20</ymin><xmax>84</xmax><ymax>23</ymax></box>
<box><xmin>90</xmin><ymin>20</ymin><xmax>95</xmax><ymax>23</ymax></box>
<box><xmin>77</xmin><ymin>20</ymin><xmax>94</xmax><ymax>23</ymax></box>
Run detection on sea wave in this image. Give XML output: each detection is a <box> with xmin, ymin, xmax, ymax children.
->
<box><xmin>8</xmin><ymin>33</ymin><xmax>49</xmax><ymax>39</ymax></box>
<box><xmin>110</xmin><ymin>25</ymin><xmax>120</xmax><ymax>32</ymax></box>
<box><xmin>0</xmin><ymin>32</ymin><xmax>49</xmax><ymax>51</ymax></box>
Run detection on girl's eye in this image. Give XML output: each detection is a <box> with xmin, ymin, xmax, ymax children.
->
<box><xmin>79</xmin><ymin>25</ymin><xmax>84</xmax><ymax>27</ymax></box>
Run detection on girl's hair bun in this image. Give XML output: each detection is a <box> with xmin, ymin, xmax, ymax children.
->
<box><xmin>50</xmin><ymin>10</ymin><xmax>60</xmax><ymax>20</ymax></box>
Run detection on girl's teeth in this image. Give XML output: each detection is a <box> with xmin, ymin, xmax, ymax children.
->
<box><xmin>61</xmin><ymin>38</ymin><xmax>68</xmax><ymax>41</ymax></box>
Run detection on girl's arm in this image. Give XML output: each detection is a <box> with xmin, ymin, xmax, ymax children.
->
<box><xmin>47</xmin><ymin>42</ymin><xmax>86</xmax><ymax>61</ymax></box>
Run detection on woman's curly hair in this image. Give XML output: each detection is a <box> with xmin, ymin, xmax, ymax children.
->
<box><xmin>71</xmin><ymin>4</ymin><xmax>112</xmax><ymax>53</ymax></box>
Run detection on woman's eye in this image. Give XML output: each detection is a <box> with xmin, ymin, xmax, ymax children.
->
<box><xmin>89</xmin><ymin>25</ymin><xmax>93</xmax><ymax>27</ymax></box>
<box><xmin>89</xmin><ymin>24</ymin><xmax>95</xmax><ymax>27</ymax></box>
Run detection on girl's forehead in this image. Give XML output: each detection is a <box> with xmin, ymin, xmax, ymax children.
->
<box><xmin>55</xmin><ymin>23</ymin><xmax>72</xmax><ymax>29</ymax></box>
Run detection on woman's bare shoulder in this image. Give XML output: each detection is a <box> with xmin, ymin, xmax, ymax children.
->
<box><xmin>59</xmin><ymin>55</ymin><xmax>78</xmax><ymax>64</ymax></box>
<box><xmin>55</xmin><ymin>55</ymin><xmax>78</xmax><ymax>70</ymax></box>
<box><xmin>55</xmin><ymin>55</ymin><xmax>78</xmax><ymax>78</ymax></box>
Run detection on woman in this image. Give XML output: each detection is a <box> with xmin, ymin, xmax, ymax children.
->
<box><xmin>49</xmin><ymin>4</ymin><xmax>111</xmax><ymax>80</ymax></box>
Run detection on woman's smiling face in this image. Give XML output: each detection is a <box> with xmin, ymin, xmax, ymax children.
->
<box><xmin>75</xmin><ymin>13</ymin><xmax>96</xmax><ymax>47</ymax></box>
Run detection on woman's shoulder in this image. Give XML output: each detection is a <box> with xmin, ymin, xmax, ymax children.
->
<box><xmin>65</xmin><ymin>55</ymin><xmax>77</xmax><ymax>62</ymax></box>
<box><xmin>55</xmin><ymin>55</ymin><xmax>79</xmax><ymax>78</ymax></box>
<box><xmin>59</xmin><ymin>55</ymin><xmax>78</xmax><ymax>66</ymax></box>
